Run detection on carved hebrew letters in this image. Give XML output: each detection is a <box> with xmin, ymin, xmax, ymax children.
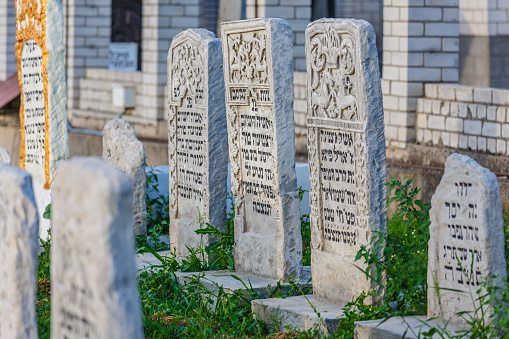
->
<box><xmin>225</xmin><ymin>29</ymin><xmax>278</xmax><ymax>232</ymax></box>
<box><xmin>307</xmin><ymin>25</ymin><xmax>367</xmax><ymax>257</ymax></box>
<box><xmin>21</xmin><ymin>40</ymin><xmax>46</xmax><ymax>184</ymax></box>
<box><xmin>428</xmin><ymin>153</ymin><xmax>507</xmax><ymax>324</ymax></box>
<box><xmin>306</xmin><ymin>19</ymin><xmax>386</xmax><ymax>306</ymax></box>
<box><xmin>168</xmin><ymin>29</ymin><xmax>227</xmax><ymax>258</ymax></box>
<box><xmin>169</xmin><ymin>40</ymin><xmax>208</xmax><ymax>220</ymax></box>
<box><xmin>222</xmin><ymin>19</ymin><xmax>302</xmax><ymax>280</ymax></box>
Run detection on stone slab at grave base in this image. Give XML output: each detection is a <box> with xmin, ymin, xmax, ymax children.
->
<box><xmin>174</xmin><ymin>267</ymin><xmax>311</xmax><ymax>300</ymax></box>
<box><xmin>354</xmin><ymin>316</ymin><xmax>470</xmax><ymax>339</ymax></box>
<box><xmin>135</xmin><ymin>250</ymin><xmax>173</xmax><ymax>271</ymax></box>
<box><xmin>251</xmin><ymin>295</ymin><xmax>345</xmax><ymax>335</ymax></box>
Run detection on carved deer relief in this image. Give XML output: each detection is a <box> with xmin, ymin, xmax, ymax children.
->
<box><xmin>310</xmin><ymin>27</ymin><xmax>357</xmax><ymax>120</ymax></box>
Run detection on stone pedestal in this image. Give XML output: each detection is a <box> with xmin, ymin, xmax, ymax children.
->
<box><xmin>252</xmin><ymin>295</ymin><xmax>345</xmax><ymax>335</ymax></box>
<box><xmin>354</xmin><ymin>316</ymin><xmax>469</xmax><ymax>339</ymax></box>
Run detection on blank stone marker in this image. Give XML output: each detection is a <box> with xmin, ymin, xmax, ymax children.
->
<box><xmin>428</xmin><ymin>153</ymin><xmax>507</xmax><ymax>324</ymax></box>
<box><xmin>103</xmin><ymin>118</ymin><xmax>148</xmax><ymax>236</ymax></box>
<box><xmin>167</xmin><ymin>28</ymin><xmax>228</xmax><ymax>258</ymax></box>
<box><xmin>222</xmin><ymin>18</ymin><xmax>302</xmax><ymax>280</ymax></box>
<box><xmin>0</xmin><ymin>163</ymin><xmax>39</xmax><ymax>339</ymax></box>
<box><xmin>51</xmin><ymin>158</ymin><xmax>142</xmax><ymax>339</ymax></box>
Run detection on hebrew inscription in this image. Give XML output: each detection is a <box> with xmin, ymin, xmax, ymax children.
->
<box><xmin>168</xmin><ymin>29</ymin><xmax>227</xmax><ymax>258</ymax></box>
<box><xmin>222</xmin><ymin>18</ymin><xmax>302</xmax><ymax>280</ymax></box>
<box><xmin>21</xmin><ymin>40</ymin><xmax>46</xmax><ymax>184</ymax></box>
<box><xmin>306</xmin><ymin>19</ymin><xmax>386</xmax><ymax>306</ymax></box>
<box><xmin>428</xmin><ymin>154</ymin><xmax>507</xmax><ymax>324</ymax></box>
<box><xmin>226</xmin><ymin>29</ymin><xmax>277</xmax><ymax>233</ymax></box>
<box><xmin>170</xmin><ymin>40</ymin><xmax>208</xmax><ymax>218</ymax></box>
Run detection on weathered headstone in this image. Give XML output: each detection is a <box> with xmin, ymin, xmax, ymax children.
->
<box><xmin>428</xmin><ymin>153</ymin><xmax>507</xmax><ymax>324</ymax></box>
<box><xmin>354</xmin><ymin>153</ymin><xmax>505</xmax><ymax>335</ymax></box>
<box><xmin>167</xmin><ymin>28</ymin><xmax>228</xmax><ymax>257</ymax></box>
<box><xmin>251</xmin><ymin>19</ymin><xmax>386</xmax><ymax>332</ymax></box>
<box><xmin>0</xmin><ymin>163</ymin><xmax>39</xmax><ymax>339</ymax></box>
<box><xmin>0</xmin><ymin>147</ymin><xmax>11</xmax><ymax>164</ymax></box>
<box><xmin>15</xmin><ymin>0</ymin><xmax>68</xmax><ymax>239</ymax></box>
<box><xmin>51</xmin><ymin>157</ymin><xmax>142</xmax><ymax>339</ymax></box>
<box><xmin>221</xmin><ymin>18</ymin><xmax>302</xmax><ymax>280</ymax></box>
<box><xmin>103</xmin><ymin>118</ymin><xmax>147</xmax><ymax>235</ymax></box>
<box><xmin>307</xmin><ymin>18</ymin><xmax>387</xmax><ymax>305</ymax></box>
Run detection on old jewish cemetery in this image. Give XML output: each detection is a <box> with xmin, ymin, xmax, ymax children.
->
<box><xmin>1</xmin><ymin>2</ymin><xmax>509</xmax><ymax>337</ymax></box>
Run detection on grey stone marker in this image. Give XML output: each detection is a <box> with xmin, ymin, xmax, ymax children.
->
<box><xmin>16</xmin><ymin>0</ymin><xmax>69</xmax><ymax>240</ymax></box>
<box><xmin>0</xmin><ymin>164</ymin><xmax>39</xmax><ymax>339</ymax></box>
<box><xmin>252</xmin><ymin>18</ymin><xmax>386</xmax><ymax>333</ymax></box>
<box><xmin>222</xmin><ymin>18</ymin><xmax>302</xmax><ymax>280</ymax></box>
<box><xmin>103</xmin><ymin>118</ymin><xmax>147</xmax><ymax>236</ymax></box>
<box><xmin>307</xmin><ymin>18</ymin><xmax>387</xmax><ymax>305</ymax></box>
<box><xmin>428</xmin><ymin>153</ymin><xmax>507</xmax><ymax>324</ymax></box>
<box><xmin>0</xmin><ymin>148</ymin><xmax>11</xmax><ymax>164</ymax></box>
<box><xmin>354</xmin><ymin>153</ymin><xmax>504</xmax><ymax>336</ymax></box>
<box><xmin>51</xmin><ymin>158</ymin><xmax>142</xmax><ymax>339</ymax></box>
<box><xmin>167</xmin><ymin>28</ymin><xmax>228</xmax><ymax>257</ymax></box>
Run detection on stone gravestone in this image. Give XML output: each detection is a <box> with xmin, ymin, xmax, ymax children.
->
<box><xmin>222</xmin><ymin>18</ymin><xmax>302</xmax><ymax>280</ymax></box>
<box><xmin>167</xmin><ymin>28</ymin><xmax>228</xmax><ymax>257</ymax></box>
<box><xmin>15</xmin><ymin>0</ymin><xmax>68</xmax><ymax>239</ymax></box>
<box><xmin>103</xmin><ymin>118</ymin><xmax>147</xmax><ymax>235</ymax></box>
<box><xmin>307</xmin><ymin>18</ymin><xmax>387</xmax><ymax>306</ymax></box>
<box><xmin>252</xmin><ymin>19</ymin><xmax>386</xmax><ymax>334</ymax></box>
<box><xmin>51</xmin><ymin>158</ymin><xmax>142</xmax><ymax>339</ymax></box>
<box><xmin>354</xmin><ymin>154</ymin><xmax>505</xmax><ymax>336</ymax></box>
<box><xmin>0</xmin><ymin>164</ymin><xmax>39</xmax><ymax>339</ymax></box>
<box><xmin>0</xmin><ymin>148</ymin><xmax>11</xmax><ymax>164</ymax></box>
<box><xmin>428</xmin><ymin>153</ymin><xmax>507</xmax><ymax>324</ymax></box>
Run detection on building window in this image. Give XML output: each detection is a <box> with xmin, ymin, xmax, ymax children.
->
<box><xmin>312</xmin><ymin>0</ymin><xmax>335</xmax><ymax>21</ymax></box>
<box><xmin>111</xmin><ymin>0</ymin><xmax>142</xmax><ymax>70</ymax></box>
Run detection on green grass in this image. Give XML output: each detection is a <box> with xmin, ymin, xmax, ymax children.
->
<box><xmin>35</xmin><ymin>177</ymin><xmax>509</xmax><ymax>338</ymax></box>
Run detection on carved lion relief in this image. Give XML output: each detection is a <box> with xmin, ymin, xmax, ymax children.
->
<box><xmin>309</xmin><ymin>27</ymin><xmax>358</xmax><ymax>120</ymax></box>
<box><xmin>170</xmin><ymin>42</ymin><xmax>205</xmax><ymax>106</ymax></box>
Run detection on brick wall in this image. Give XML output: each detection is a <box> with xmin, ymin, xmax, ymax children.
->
<box><xmin>69</xmin><ymin>0</ymin><xmax>201</xmax><ymax>132</ymax></box>
<box><xmin>0</xmin><ymin>0</ymin><xmax>17</xmax><ymax>81</ymax></box>
<box><xmin>65</xmin><ymin>0</ymin><xmax>111</xmax><ymax>112</ymax></box>
<box><xmin>416</xmin><ymin>83</ymin><xmax>509</xmax><ymax>155</ymax></box>
<box><xmin>246</xmin><ymin>0</ymin><xmax>312</xmax><ymax>72</ymax></box>
<box><xmin>382</xmin><ymin>0</ymin><xmax>460</xmax><ymax>148</ymax></box>
<box><xmin>460</xmin><ymin>0</ymin><xmax>509</xmax><ymax>36</ymax></box>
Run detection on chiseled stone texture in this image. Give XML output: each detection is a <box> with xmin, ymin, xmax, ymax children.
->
<box><xmin>221</xmin><ymin>18</ymin><xmax>302</xmax><ymax>280</ymax></box>
<box><xmin>51</xmin><ymin>157</ymin><xmax>142</xmax><ymax>339</ymax></box>
<box><xmin>306</xmin><ymin>19</ymin><xmax>387</xmax><ymax>306</ymax></box>
<box><xmin>167</xmin><ymin>28</ymin><xmax>228</xmax><ymax>258</ymax></box>
<box><xmin>103</xmin><ymin>118</ymin><xmax>147</xmax><ymax>235</ymax></box>
<box><xmin>0</xmin><ymin>164</ymin><xmax>39</xmax><ymax>339</ymax></box>
<box><xmin>428</xmin><ymin>153</ymin><xmax>507</xmax><ymax>325</ymax></box>
<box><xmin>0</xmin><ymin>147</ymin><xmax>11</xmax><ymax>164</ymax></box>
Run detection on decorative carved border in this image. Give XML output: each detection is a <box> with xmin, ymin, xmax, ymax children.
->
<box><xmin>16</xmin><ymin>0</ymin><xmax>50</xmax><ymax>189</ymax></box>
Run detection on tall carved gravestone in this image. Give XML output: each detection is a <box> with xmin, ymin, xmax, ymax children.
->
<box><xmin>103</xmin><ymin>118</ymin><xmax>147</xmax><ymax>236</ymax></box>
<box><xmin>306</xmin><ymin>19</ymin><xmax>387</xmax><ymax>305</ymax></box>
<box><xmin>168</xmin><ymin>29</ymin><xmax>228</xmax><ymax>257</ymax></box>
<box><xmin>15</xmin><ymin>0</ymin><xmax>68</xmax><ymax>239</ymax></box>
<box><xmin>222</xmin><ymin>18</ymin><xmax>302</xmax><ymax>280</ymax></box>
<box><xmin>0</xmin><ymin>164</ymin><xmax>39</xmax><ymax>339</ymax></box>
<box><xmin>51</xmin><ymin>158</ymin><xmax>142</xmax><ymax>339</ymax></box>
<box><xmin>428</xmin><ymin>153</ymin><xmax>507</xmax><ymax>324</ymax></box>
